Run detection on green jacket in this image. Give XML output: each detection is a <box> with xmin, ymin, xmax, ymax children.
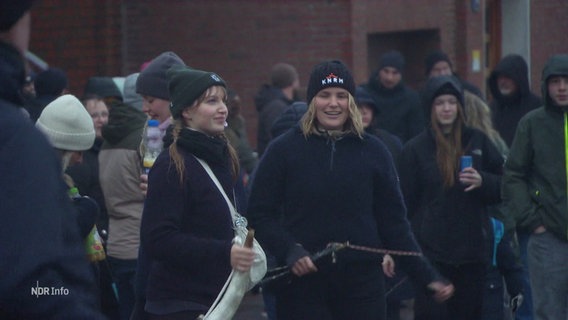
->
<box><xmin>502</xmin><ymin>54</ymin><xmax>568</xmax><ymax>241</ymax></box>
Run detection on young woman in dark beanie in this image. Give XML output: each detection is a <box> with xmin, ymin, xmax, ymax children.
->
<box><xmin>248</xmin><ymin>60</ymin><xmax>454</xmax><ymax>319</ymax></box>
<box><xmin>398</xmin><ymin>75</ymin><xmax>504</xmax><ymax>320</ymax></box>
<box><xmin>139</xmin><ymin>66</ymin><xmax>256</xmax><ymax>320</ymax></box>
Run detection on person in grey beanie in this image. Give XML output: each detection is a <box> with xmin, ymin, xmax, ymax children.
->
<box><xmin>136</xmin><ymin>51</ymin><xmax>185</xmax><ymax>130</ymax></box>
<box><xmin>131</xmin><ymin>51</ymin><xmax>185</xmax><ymax>320</ymax></box>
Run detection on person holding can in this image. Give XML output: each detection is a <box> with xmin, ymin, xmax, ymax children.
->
<box><xmin>398</xmin><ymin>75</ymin><xmax>504</xmax><ymax>320</ymax></box>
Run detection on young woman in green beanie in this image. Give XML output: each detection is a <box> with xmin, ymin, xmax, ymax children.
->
<box><xmin>140</xmin><ymin>66</ymin><xmax>257</xmax><ymax>319</ymax></box>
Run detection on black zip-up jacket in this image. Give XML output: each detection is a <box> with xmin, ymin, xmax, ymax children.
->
<box><xmin>248</xmin><ymin>127</ymin><xmax>441</xmax><ymax>288</ymax></box>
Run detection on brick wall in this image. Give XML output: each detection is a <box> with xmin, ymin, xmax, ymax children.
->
<box><xmin>530</xmin><ymin>1</ymin><xmax>568</xmax><ymax>94</ymax></box>
<box><xmin>30</xmin><ymin>0</ymin><xmax>122</xmax><ymax>97</ymax></box>
<box><xmin>122</xmin><ymin>0</ymin><xmax>352</xmax><ymax>146</ymax></box>
<box><xmin>27</xmin><ymin>0</ymin><xmax>567</xmax><ymax>147</ymax></box>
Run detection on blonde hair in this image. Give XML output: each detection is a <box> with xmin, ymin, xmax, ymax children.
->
<box><xmin>431</xmin><ymin>101</ymin><xmax>466</xmax><ymax>187</ymax></box>
<box><xmin>300</xmin><ymin>93</ymin><xmax>364</xmax><ymax>138</ymax></box>
<box><xmin>168</xmin><ymin>86</ymin><xmax>240</xmax><ymax>185</ymax></box>
<box><xmin>463</xmin><ymin>91</ymin><xmax>508</xmax><ymax>155</ymax></box>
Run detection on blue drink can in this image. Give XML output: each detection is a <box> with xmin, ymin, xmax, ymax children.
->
<box><xmin>460</xmin><ymin>155</ymin><xmax>472</xmax><ymax>171</ymax></box>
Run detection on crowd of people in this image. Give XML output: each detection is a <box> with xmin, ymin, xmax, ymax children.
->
<box><xmin>2</xmin><ymin>2</ymin><xmax>568</xmax><ymax>320</ymax></box>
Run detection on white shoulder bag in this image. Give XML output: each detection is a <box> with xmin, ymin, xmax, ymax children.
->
<box><xmin>195</xmin><ymin>157</ymin><xmax>267</xmax><ymax>320</ymax></box>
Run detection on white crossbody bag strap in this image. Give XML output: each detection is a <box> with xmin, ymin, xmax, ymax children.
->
<box><xmin>194</xmin><ymin>157</ymin><xmax>240</xmax><ymax>221</ymax></box>
<box><xmin>194</xmin><ymin>157</ymin><xmax>244</xmax><ymax>320</ymax></box>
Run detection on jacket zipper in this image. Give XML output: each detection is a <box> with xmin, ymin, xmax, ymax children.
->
<box><xmin>564</xmin><ymin>113</ymin><xmax>568</xmax><ymax>239</ymax></box>
<box><xmin>329</xmin><ymin>139</ymin><xmax>336</xmax><ymax>170</ymax></box>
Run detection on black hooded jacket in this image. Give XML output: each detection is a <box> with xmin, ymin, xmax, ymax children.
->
<box><xmin>360</xmin><ymin>71</ymin><xmax>424</xmax><ymax>143</ymax></box>
<box><xmin>488</xmin><ymin>54</ymin><xmax>542</xmax><ymax>146</ymax></box>
<box><xmin>399</xmin><ymin>76</ymin><xmax>504</xmax><ymax>264</ymax></box>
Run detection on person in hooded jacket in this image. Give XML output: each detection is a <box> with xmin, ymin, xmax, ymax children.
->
<box><xmin>398</xmin><ymin>75</ymin><xmax>504</xmax><ymax>320</ymax></box>
<box><xmin>488</xmin><ymin>54</ymin><xmax>542</xmax><ymax>147</ymax></box>
<box><xmin>359</xmin><ymin>50</ymin><xmax>424</xmax><ymax>143</ymax></box>
<box><xmin>488</xmin><ymin>53</ymin><xmax>542</xmax><ymax>320</ymax></box>
<box><xmin>502</xmin><ymin>54</ymin><xmax>568</xmax><ymax>320</ymax></box>
<box><xmin>98</xmin><ymin>73</ymin><xmax>148</xmax><ymax>320</ymax></box>
<box><xmin>248</xmin><ymin>60</ymin><xmax>453</xmax><ymax>319</ymax></box>
<box><xmin>355</xmin><ymin>86</ymin><xmax>403</xmax><ymax>163</ymax></box>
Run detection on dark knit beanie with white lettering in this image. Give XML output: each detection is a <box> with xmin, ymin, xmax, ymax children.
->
<box><xmin>167</xmin><ymin>66</ymin><xmax>226</xmax><ymax>119</ymax></box>
<box><xmin>306</xmin><ymin>60</ymin><xmax>356</xmax><ymax>104</ymax></box>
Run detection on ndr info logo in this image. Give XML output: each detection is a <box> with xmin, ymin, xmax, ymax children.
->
<box><xmin>31</xmin><ymin>281</ymin><xmax>69</xmax><ymax>298</ymax></box>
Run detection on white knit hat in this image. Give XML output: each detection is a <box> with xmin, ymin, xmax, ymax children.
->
<box><xmin>36</xmin><ymin>94</ymin><xmax>96</xmax><ymax>151</ymax></box>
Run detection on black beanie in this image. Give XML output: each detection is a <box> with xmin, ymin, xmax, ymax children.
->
<box><xmin>423</xmin><ymin>75</ymin><xmax>464</xmax><ymax>121</ymax></box>
<box><xmin>355</xmin><ymin>87</ymin><xmax>379</xmax><ymax>114</ymax></box>
<box><xmin>136</xmin><ymin>51</ymin><xmax>185</xmax><ymax>100</ymax></box>
<box><xmin>167</xmin><ymin>66</ymin><xmax>226</xmax><ymax>119</ymax></box>
<box><xmin>424</xmin><ymin>50</ymin><xmax>453</xmax><ymax>75</ymax></box>
<box><xmin>83</xmin><ymin>76</ymin><xmax>122</xmax><ymax>100</ymax></box>
<box><xmin>378</xmin><ymin>50</ymin><xmax>405</xmax><ymax>72</ymax></box>
<box><xmin>306</xmin><ymin>60</ymin><xmax>356</xmax><ymax>104</ymax></box>
<box><xmin>35</xmin><ymin>68</ymin><xmax>68</xmax><ymax>97</ymax></box>
<box><xmin>0</xmin><ymin>0</ymin><xmax>34</xmax><ymax>31</ymax></box>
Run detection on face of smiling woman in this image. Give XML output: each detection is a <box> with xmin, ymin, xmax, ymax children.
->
<box><xmin>314</xmin><ymin>87</ymin><xmax>350</xmax><ymax>130</ymax></box>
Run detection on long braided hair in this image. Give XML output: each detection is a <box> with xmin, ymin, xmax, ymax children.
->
<box><xmin>168</xmin><ymin>86</ymin><xmax>240</xmax><ymax>185</ymax></box>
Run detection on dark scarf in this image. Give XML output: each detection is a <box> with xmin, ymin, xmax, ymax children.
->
<box><xmin>173</xmin><ymin>127</ymin><xmax>230</xmax><ymax>167</ymax></box>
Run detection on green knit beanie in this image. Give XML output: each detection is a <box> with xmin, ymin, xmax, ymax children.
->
<box><xmin>167</xmin><ymin>66</ymin><xmax>226</xmax><ymax>119</ymax></box>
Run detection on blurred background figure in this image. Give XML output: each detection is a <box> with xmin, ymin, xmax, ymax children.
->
<box><xmin>24</xmin><ymin>67</ymin><xmax>68</xmax><ymax>122</ymax></box>
<box><xmin>255</xmin><ymin>62</ymin><xmax>301</xmax><ymax>156</ymax></box>
<box><xmin>225</xmin><ymin>88</ymin><xmax>258</xmax><ymax>178</ymax></box>
<box><xmin>360</xmin><ymin>50</ymin><xmax>424</xmax><ymax>143</ymax></box>
<box><xmin>487</xmin><ymin>53</ymin><xmax>542</xmax><ymax>320</ymax></box>
<box><xmin>0</xmin><ymin>1</ymin><xmax>104</xmax><ymax>318</ymax></box>
<box><xmin>99</xmin><ymin>72</ymin><xmax>147</xmax><ymax>320</ymax></box>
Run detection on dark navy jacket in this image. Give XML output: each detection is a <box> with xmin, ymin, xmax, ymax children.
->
<box><xmin>141</xmin><ymin>144</ymin><xmax>235</xmax><ymax>307</ymax></box>
<box><xmin>248</xmin><ymin>127</ymin><xmax>439</xmax><ymax>287</ymax></box>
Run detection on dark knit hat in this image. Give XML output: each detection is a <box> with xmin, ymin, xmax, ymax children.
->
<box><xmin>136</xmin><ymin>51</ymin><xmax>185</xmax><ymax>100</ymax></box>
<box><xmin>34</xmin><ymin>68</ymin><xmax>68</xmax><ymax>97</ymax></box>
<box><xmin>0</xmin><ymin>0</ymin><xmax>34</xmax><ymax>31</ymax></box>
<box><xmin>306</xmin><ymin>60</ymin><xmax>356</xmax><ymax>104</ymax></box>
<box><xmin>378</xmin><ymin>50</ymin><xmax>405</xmax><ymax>72</ymax></box>
<box><xmin>423</xmin><ymin>75</ymin><xmax>464</xmax><ymax>120</ymax></box>
<box><xmin>424</xmin><ymin>50</ymin><xmax>453</xmax><ymax>75</ymax></box>
<box><xmin>355</xmin><ymin>87</ymin><xmax>379</xmax><ymax>114</ymax></box>
<box><xmin>270</xmin><ymin>63</ymin><xmax>299</xmax><ymax>89</ymax></box>
<box><xmin>83</xmin><ymin>76</ymin><xmax>122</xmax><ymax>100</ymax></box>
<box><xmin>167</xmin><ymin>66</ymin><xmax>226</xmax><ymax>119</ymax></box>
